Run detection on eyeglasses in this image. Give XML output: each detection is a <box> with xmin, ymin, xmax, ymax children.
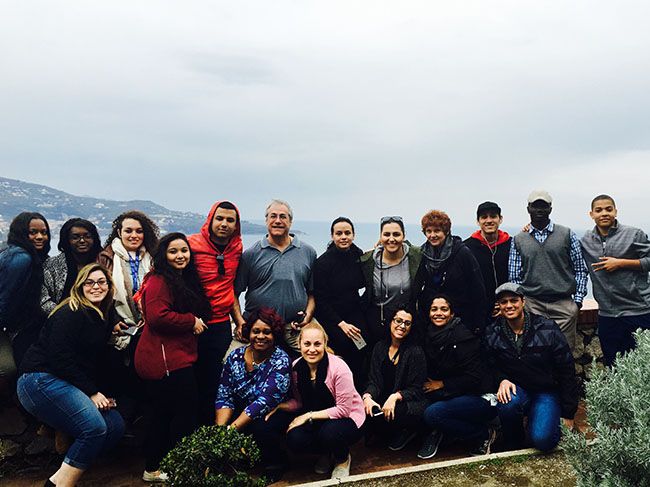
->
<box><xmin>380</xmin><ymin>216</ymin><xmax>403</xmax><ymax>225</ymax></box>
<box><xmin>83</xmin><ymin>279</ymin><xmax>108</xmax><ymax>288</ymax></box>
<box><xmin>70</xmin><ymin>233</ymin><xmax>93</xmax><ymax>242</ymax></box>
<box><xmin>216</xmin><ymin>255</ymin><xmax>225</xmax><ymax>275</ymax></box>
<box><xmin>392</xmin><ymin>316</ymin><xmax>412</xmax><ymax>328</ymax></box>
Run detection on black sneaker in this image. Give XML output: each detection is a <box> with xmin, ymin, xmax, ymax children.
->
<box><xmin>470</xmin><ymin>428</ymin><xmax>497</xmax><ymax>456</ymax></box>
<box><xmin>388</xmin><ymin>428</ymin><xmax>418</xmax><ymax>451</ymax></box>
<box><xmin>417</xmin><ymin>430</ymin><xmax>444</xmax><ymax>459</ymax></box>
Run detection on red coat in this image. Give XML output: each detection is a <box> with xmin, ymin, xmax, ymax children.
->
<box><xmin>134</xmin><ymin>273</ymin><xmax>198</xmax><ymax>380</ymax></box>
<box><xmin>187</xmin><ymin>201</ymin><xmax>243</xmax><ymax>325</ymax></box>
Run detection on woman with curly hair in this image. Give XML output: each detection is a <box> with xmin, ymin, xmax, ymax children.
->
<box><xmin>417</xmin><ymin>210</ymin><xmax>487</xmax><ymax>335</ymax></box>
<box><xmin>134</xmin><ymin>232</ymin><xmax>212</xmax><ymax>483</ymax></box>
<box><xmin>99</xmin><ymin>210</ymin><xmax>159</xmax><ymax>421</ymax></box>
<box><xmin>0</xmin><ymin>212</ymin><xmax>50</xmax><ymax>396</ymax></box>
<box><xmin>215</xmin><ymin>307</ymin><xmax>291</xmax><ymax>481</ymax></box>
<box><xmin>40</xmin><ymin>218</ymin><xmax>102</xmax><ymax>315</ymax></box>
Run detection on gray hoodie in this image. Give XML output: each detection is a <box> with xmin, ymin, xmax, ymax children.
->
<box><xmin>580</xmin><ymin>222</ymin><xmax>650</xmax><ymax>317</ymax></box>
<box><xmin>372</xmin><ymin>243</ymin><xmax>411</xmax><ymax>308</ymax></box>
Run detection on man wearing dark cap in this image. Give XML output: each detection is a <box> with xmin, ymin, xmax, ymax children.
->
<box><xmin>464</xmin><ymin>202</ymin><xmax>511</xmax><ymax>309</ymax></box>
<box><xmin>483</xmin><ymin>283</ymin><xmax>578</xmax><ymax>452</ymax></box>
<box><xmin>508</xmin><ymin>190</ymin><xmax>588</xmax><ymax>351</ymax></box>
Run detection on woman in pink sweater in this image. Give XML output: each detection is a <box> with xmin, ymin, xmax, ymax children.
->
<box><xmin>271</xmin><ymin>322</ymin><xmax>364</xmax><ymax>480</ymax></box>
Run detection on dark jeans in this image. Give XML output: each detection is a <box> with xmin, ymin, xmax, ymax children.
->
<box><xmin>100</xmin><ymin>344</ymin><xmax>145</xmax><ymax>423</ymax></box>
<box><xmin>195</xmin><ymin>322</ymin><xmax>232</xmax><ymax>426</ymax></box>
<box><xmin>366</xmin><ymin>401</ymin><xmax>420</xmax><ymax>438</ymax></box>
<box><xmin>17</xmin><ymin>372</ymin><xmax>124</xmax><ymax>470</ymax></box>
<box><xmin>287</xmin><ymin>418</ymin><xmax>362</xmax><ymax>463</ymax></box>
<box><xmin>326</xmin><ymin>326</ymin><xmax>367</xmax><ymax>391</ymax></box>
<box><xmin>496</xmin><ymin>385</ymin><xmax>561</xmax><ymax>452</ymax></box>
<box><xmin>242</xmin><ymin>411</ymin><xmax>292</xmax><ymax>467</ymax></box>
<box><xmin>598</xmin><ymin>313</ymin><xmax>650</xmax><ymax>367</ymax></box>
<box><xmin>423</xmin><ymin>395</ymin><xmax>497</xmax><ymax>441</ymax></box>
<box><xmin>144</xmin><ymin>366</ymin><xmax>198</xmax><ymax>471</ymax></box>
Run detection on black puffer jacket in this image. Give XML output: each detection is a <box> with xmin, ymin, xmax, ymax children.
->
<box><xmin>482</xmin><ymin>312</ymin><xmax>579</xmax><ymax>419</ymax></box>
<box><xmin>423</xmin><ymin>318</ymin><xmax>491</xmax><ymax>401</ymax></box>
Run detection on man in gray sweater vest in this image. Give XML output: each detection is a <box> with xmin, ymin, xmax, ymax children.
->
<box><xmin>580</xmin><ymin>194</ymin><xmax>650</xmax><ymax>366</ymax></box>
<box><xmin>508</xmin><ymin>190</ymin><xmax>588</xmax><ymax>351</ymax></box>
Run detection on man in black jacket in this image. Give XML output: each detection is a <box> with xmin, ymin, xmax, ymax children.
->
<box><xmin>483</xmin><ymin>283</ymin><xmax>578</xmax><ymax>452</ymax></box>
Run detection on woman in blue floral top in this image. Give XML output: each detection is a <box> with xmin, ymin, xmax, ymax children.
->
<box><xmin>215</xmin><ymin>307</ymin><xmax>291</xmax><ymax>480</ymax></box>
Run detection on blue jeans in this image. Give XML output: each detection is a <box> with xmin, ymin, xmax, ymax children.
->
<box><xmin>598</xmin><ymin>313</ymin><xmax>650</xmax><ymax>367</ymax></box>
<box><xmin>423</xmin><ymin>395</ymin><xmax>497</xmax><ymax>441</ymax></box>
<box><xmin>17</xmin><ymin>372</ymin><xmax>125</xmax><ymax>470</ymax></box>
<box><xmin>496</xmin><ymin>385</ymin><xmax>560</xmax><ymax>452</ymax></box>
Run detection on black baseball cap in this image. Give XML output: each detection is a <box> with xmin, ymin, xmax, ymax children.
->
<box><xmin>476</xmin><ymin>201</ymin><xmax>501</xmax><ymax>218</ymax></box>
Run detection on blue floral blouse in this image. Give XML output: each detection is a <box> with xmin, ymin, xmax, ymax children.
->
<box><xmin>215</xmin><ymin>345</ymin><xmax>291</xmax><ymax>420</ymax></box>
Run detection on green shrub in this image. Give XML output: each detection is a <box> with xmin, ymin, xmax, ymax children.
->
<box><xmin>562</xmin><ymin>330</ymin><xmax>650</xmax><ymax>487</ymax></box>
<box><xmin>159</xmin><ymin>425</ymin><xmax>267</xmax><ymax>487</ymax></box>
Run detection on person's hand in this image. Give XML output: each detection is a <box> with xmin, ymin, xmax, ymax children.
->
<box><xmin>338</xmin><ymin>321</ymin><xmax>362</xmax><ymax>341</ymax></box>
<box><xmin>592</xmin><ymin>256</ymin><xmax>623</xmax><ymax>272</ymax></box>
<box><xmin>423</xmin><ymin>378</ymin><xmax>444</xmax><ymax>393</ymax></box>
<box><xmin>291</xmin><ymin>311</ymin><xmax>308</xmax><ymax>332</ymax></box>
<box><xmin>522</xmin><ymin>223</ymin><xmax>531</xmax><ymax>233</ymax></box>
<box><xmin>382</xmin><ymin>394</ymin><xmax>398</xmax><ymax>421</ymax></box>
<box><xmin>363</xmin><ymin>395</ymin><xmax>380</xmax><ymax>416</ymax></box>
<box><xmin>265</xmin><ymin>406</ymin><xmax>278</xmax><ymax>422</ymax></box>
<box><xmin>497</xmin><ymin>380</ymin><xmax>517</xmax><ymax>404</ymax></box>
<box><xmin>112</xmin><ymin>321</ymin><xmax>129</xmax><ymax>335</ymax></box>
<box><xmin>90</xmin><ymin>392</ymin><xmax>111</xmax><ymax>410</ymax></box>
<box><xmin>234</xmin><ymin>322</ymin><xmax>248</xmax><ymax>342</ymax></box>
<box><xmin>193</xmin><ymin>317</ymin><xmax>207</xmax><ymax>335</ymax></box>
<box><xmin>287</xmin><ymin>413</ymin><xmax>310</xmax><ymax>432</ymax></box>
<box><xmin>562</xmin><ymin>418</ymin><xmax>575</xmax><ymax>431</ymax></box>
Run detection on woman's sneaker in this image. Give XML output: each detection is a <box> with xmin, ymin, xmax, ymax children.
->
<box><xmin>389</xmin><ymin>428</ymin><xmax>418</xmax><ymax>451</ymax></box>
<box><xmin>331</xmin><ymin>454</ymin><xmax>351</xmax><ymax>479</ymax></box>
<box><xmin>470</xmin><ymin>428</ymin><xmax>498</xmax><ymax>456</ymax></box>
<box><xmin>314</xmin><ymin>454</ymin><xmax>332</xmax><ymax>474</ymax></box>
<box><xmin>417</xmin><ymin>430</ymin><xmax>444</xmax><ymax>459</ymax></box>
<box><xmin>142</xmin><ymin>470</ymin><xmax>169</xmax><ymax>483</ymax></box>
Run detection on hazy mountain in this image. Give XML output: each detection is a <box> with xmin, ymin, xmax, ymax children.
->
<box><xmin>0</xmin><ymin>177</ymin><xmax>266</xmax><ymax>241</ymax></box>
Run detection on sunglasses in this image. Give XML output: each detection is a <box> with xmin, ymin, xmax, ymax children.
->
<box><xmin>380</xmin><ymin>216</ymin><xmax>403</xmax><ymax>225</ymax></box>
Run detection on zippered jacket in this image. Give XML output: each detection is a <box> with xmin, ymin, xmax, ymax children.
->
<box><xmin>188</xmin><ymin>201</ymin><xmax>243</xmax><ymax>325</ymax></box>
<box><xmin>134</xmin><ymin>273</ymin><xmax>198</xmax><ymax>380</ymax></box>
<box><xmin>463</xmin><ymin>230</ymin><xmax>511</xmax><ymax>303</ymax></box>
<box><xmin>580</xmin><ymin>222</ymin><xmax>650</xmax><ymax>317</ymax></box>
<box><xmin>483</xmin><ymin>312</ymin><xmax>578</xmax><ymax>418</ymax></box>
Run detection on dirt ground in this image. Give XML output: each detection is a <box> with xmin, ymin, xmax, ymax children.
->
<box><xmin>348</xmin><ymin>453</ymin><xmax>576</xmax><ymax>487</ymax></box>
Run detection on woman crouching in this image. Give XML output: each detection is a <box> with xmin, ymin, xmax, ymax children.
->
<box><xmin>273</xmin><ymin>322</ymin><xmax>365</xmax><ymax>480</ymax></box>
<box><xmin>17</xmin><ymin>264</ymin><xmax>124</xmax><ymax>487</ymax></box>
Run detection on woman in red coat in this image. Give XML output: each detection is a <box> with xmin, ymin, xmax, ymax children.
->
<box><xmin>135</xmin><ymin>233</ymin><xmax>211</xmax><ymax>483</ymax></box>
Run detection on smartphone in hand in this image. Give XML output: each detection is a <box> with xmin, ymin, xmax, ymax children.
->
<box><xmin>371</xmin><ymin>405</ymin><xmax>384</xmax><ymax>417</ymax></box>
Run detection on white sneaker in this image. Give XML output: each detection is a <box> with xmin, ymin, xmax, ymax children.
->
<box><xmin>331</xmin><ymin>454</ymin><xmax>351</xmax><ymax>479</ymax></box>
<box><xmin>314</xmin><ymin>454</ymin><xmax>332</xmax><ymax>474</ymax></box>
<box><xmin>142</xmin><ymin>470</ymin><xmax>169</xmax><ymax>483</ymax></box>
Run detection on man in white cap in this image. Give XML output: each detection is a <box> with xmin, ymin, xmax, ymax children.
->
<box><xmin>507</xmin><ymin>190</ymin><xmax>588</xmax><ymax>351</ymax></box>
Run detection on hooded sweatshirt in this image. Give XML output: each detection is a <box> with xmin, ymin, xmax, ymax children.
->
<box><xmin>187</xmin><ymin>201</ymin><xmax>243</xmax><ymax>325</ymax></box>
<box><xmin>463</xmin><ymin>229</ymin><xmax>511</xmax><ymax>302</ymax></box>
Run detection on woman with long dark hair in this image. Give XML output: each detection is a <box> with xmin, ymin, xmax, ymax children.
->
<box><xmin>134</xmin><ymin>232</ymin><xmax>211</xmax><ymax>483</ymax></box>
<box><xmin>313</xmin><ymin>217</ymin><xmax>367</xmax><ymax>386</ymax></box>
<box><xmin>360</xmin><ymin>216</ymin><xmax>422</xmax><ymax>346</ymax></box>
<box><xmin>0</xmin><ymin>212</ymin><xmax>50</xmax><ymax>395</ymax></box>
<box><xmin>41</xmin><ymin>218</ymin><xmax>102</xmax><ymax>314</ymax></box>
<box><xmin>17</xmin><ymin>263</ymin><xmax>124</xmax><ymax>487</ymax></box>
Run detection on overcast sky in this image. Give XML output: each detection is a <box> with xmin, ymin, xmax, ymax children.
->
<box><xmin>2</xmin><ymin>1</ymin><xmax>649</xmax><ymax>230</ymax></box>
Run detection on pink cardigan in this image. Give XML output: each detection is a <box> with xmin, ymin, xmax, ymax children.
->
<box><xmin>285</xmin><ymin>353</ymin><xmax>365</xmax><ymax>429</ymax></box>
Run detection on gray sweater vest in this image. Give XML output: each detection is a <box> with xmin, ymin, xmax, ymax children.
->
<box><xmin>514</xmin><ymin>224</ymin><xmax>575</xmax><ymax>299</ymax></box>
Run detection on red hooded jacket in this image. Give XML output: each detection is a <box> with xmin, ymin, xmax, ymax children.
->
<box><xmin>187</xmin><ymin>201</ymin><xmax>243</xmax><ymax>325</ymax></box>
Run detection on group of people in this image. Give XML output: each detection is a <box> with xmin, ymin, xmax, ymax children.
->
<box><xmin>0</xmin><ymin>191</ymin><xmax>648</xmax><ymax>486</ymax></box>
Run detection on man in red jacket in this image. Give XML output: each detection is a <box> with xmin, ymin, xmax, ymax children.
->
<box><xmin>188</xmin><ymin>201</ymin><xmax>243</xmax><ymax>425</ymax></box>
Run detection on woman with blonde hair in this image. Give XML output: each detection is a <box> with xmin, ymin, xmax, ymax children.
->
<box><xmin>17</xmin><ymin>264</ymin><xmax>124</xmax><ymax>487</ymax></box>
<box><xmin>271</xmin><ymin>322</ymin><xmax>365</xmax><ymax>480</ymax></box>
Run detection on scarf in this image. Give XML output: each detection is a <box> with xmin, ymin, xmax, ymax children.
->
<box><xmin>421</xmin><ymin>235</ymin><xmax>454</xmax><ymax>274</ymax></box>
<box><xmin>425</xmin><ymin>315</ymin><xmax>462</xmax><ymax>351</ymax></box>
<box><xmin>295</xmin><ymin>353</ymin><xmax>335</xmax><ymax>413</ymax></box>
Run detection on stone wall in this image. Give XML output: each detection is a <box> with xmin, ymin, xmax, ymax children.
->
<box><xmin>575</xmin><ymin>302</ymin><xmax>605</xmax><ymax>382</ymax></box>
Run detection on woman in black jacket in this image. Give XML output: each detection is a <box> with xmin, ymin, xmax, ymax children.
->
<box><xmin>362</xmin><ymin>307</ymin><xmax>426</xmax><ymax>452</ymax></box>
<box><xmin>417</xmin><ymin>210</ymin><xmax>487</xmax><ymax>335</ymax></box>
<box><xmin>313</xmin><ymin>217</ymin><xmax>366</xmax><ymax>385</ymax></box>
<box><xmin>418</xmin><ymin>295</ymin><xmax>497</xmax><ymax>459</ymax></box>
